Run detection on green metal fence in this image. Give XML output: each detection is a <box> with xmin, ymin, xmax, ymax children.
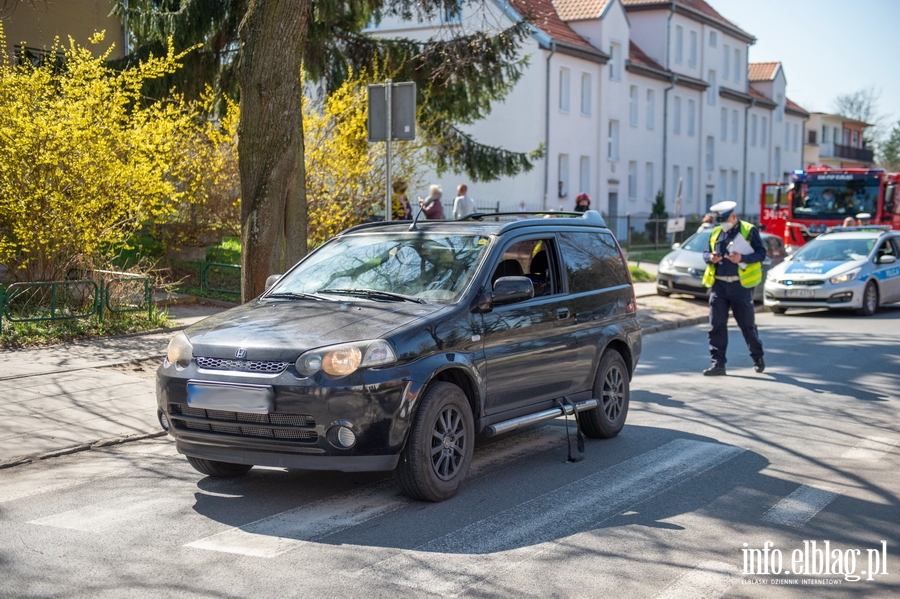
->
<box><xmin>201</xmin><ymin>262</ymin><xmax>241</xmax><ymax>295</ymax></box>
<box><xmin>0</xmin><ymin>270</ymin><xmax>152</xmax><ymax>332</ymax></box>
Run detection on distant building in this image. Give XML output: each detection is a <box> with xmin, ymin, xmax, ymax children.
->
<box><xmin>370</xmin><ymin>0</ymin><xmax>810</xmax><ymax>222</ymax></box>
<box><xmin>0</xmin><ymin>0</ymin><xmax>125</xmax><ymax>64</ymax></box>
<box><xmin>803</xmin><ymin>113</ymin><xmax>874</xmax><ymax>169</ymax></box>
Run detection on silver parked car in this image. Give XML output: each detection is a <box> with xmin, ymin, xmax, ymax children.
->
<box><xmin>656</xmin><ymin>230</ymin><xmax>786</xmax><ymax>302</ymax></box>
<box><xmin>763</xmin><ymin>227</ymin><xmax>900</xmax><ymax>316</ymax></box>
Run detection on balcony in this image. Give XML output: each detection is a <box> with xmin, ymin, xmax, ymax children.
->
<box><xmin>818</xmin><ymin>142</ymin><xmax>873</xmax><ymax>163</ymax></box>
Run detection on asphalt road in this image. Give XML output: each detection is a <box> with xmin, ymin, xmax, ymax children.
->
<box><xmin>1</xmin><ymin>307</ymin><xmax>898</xmax><ymax>598</ymax></box>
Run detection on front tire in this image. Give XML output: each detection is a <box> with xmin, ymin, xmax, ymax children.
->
<box><xmin>186</xmin><ymin>456</ymin><xmax>253</xmax><ymax>477</ymax></box>
<box><xmin>656</xmin><ymin>288</ymin><xmax>672</xmax><ymax>297</ymax></box>
<box><xmin>578</xmin><ymin>350</ymin><xmax>630</xmax><ymax>439</ymax></box>
<box><xmin>395</xmin><ymin>382</ymin><xmax>474</xmax><ymax>502</ymax></box>
<box><xmin>857</xmin><ymin>281</ymin><xmax>878</xmax><ymax>316</ymax></box>
<box><xmin>772</xmin><ymin>307</ymin><xmax>787</xmax><ymax>315</ymax></box>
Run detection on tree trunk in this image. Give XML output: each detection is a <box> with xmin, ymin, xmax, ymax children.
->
<box><xmin>237</xmin><ymin>0</ymin><xmax>310</xmax><ymax>302</ymax></box>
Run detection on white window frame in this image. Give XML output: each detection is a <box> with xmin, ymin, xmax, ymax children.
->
<box><xmin>646</xmin><ymin>89</ymin><xmax>655</xmax><ymax>130</ymax></box>
<box><xmin>686</xmin><ymin>166</ymin><xmax>694</xmax><ymax>200</ymax></box>
<box><xmin>706</xmin><ymin>136</ymin><xmax>715</xmax><ymax>171</ymax></box>
<box><xmin>675</xmin><ymin>26</ymin><xmax>684</xmax><ymax>64</ymax></box>
<box><xmin>628</xmin><ymin>161</ymin><xmax>637</xmax><ymax>200</ymax></box>
<box><xmin>720</xmin><ymin>107</ymin><xmax>728</xmax><ymax>141</ymax></box>
<box><xmin>733</xmin><ymin>48</ymin><xmax>741</xmax><ymax>84</ymax></box>
<box><xmin>751</xmin><ymin>114</ymin><xmax>757</xmax><ymax>146</ymax></box>
<box><xmin>707</xmin><ymin>70</ymin><xmax>717</xmax><ymax>105</ymax></box>
<box><xmin>608</xmin><ymin>119</ymin><xmax>620</xmax><ymax>161</ymax></box>
<box><xmin>673</xmin><ymin>96</ymin><xmax>682</xmax><ymax>134</ymax></box>
<box><xmin>558</xmin><ymin>154</ymin><xmax>570</xmax><ymax>198</ymax></box>
<box><xmin>579</xmin><ymin>155</ymin><xmax>590</xmax><ymax>195</ymax></box>
<box><xmin>749</xmin><ymin>172</ymin><xmax>756</xmax><ymax>203</ymax></box>
<box><xmin>559</xmin><ymin>67</ymin><xmax>571</xmax><ymax>112</ymax></box>
<box><xmin>689</xmin><ymin>31</ymin><xmax>698</xmax><ymax>67</ymax></box>
<box><xmin>629</xmin><ymin>85</ymin><xmax>639</xmax><ymax>127</ymax></box>
<box><xmin>673</xmin><ymin>165</ymin><xmax>681</xmax><ymax>201</ymax></box>
<box><xmin>723</xmin><ymin>44</ymin><xmax>730</xmax><ymax>79</ymax></box>
<box><xmin>719</xmin><ymin>169</ymin><xmax>728</xmax><ymax>201</ymax></box>
<box><xmin>645</xmin><ymin>162</ymin><xmax>655</xmax><ymax>201</ymax></box>
<box><xmin>609</xmin><ymin>42</ymin><xmax>621</xmax><ymax>80</ymax></box>
<box><xmin>580</xmin><ymin>72</ymin><xmax>592</xmax><ymax>116</ymax></box>
<box><xmin>761</xmin><ymin>117</ymin><xmax>768</xmax><ymax>147</ymax></box>
<box><xmin>710</xmin><ymin>31</ymin><xmax>717</xmax><ymax>48</ymax></box>
<box><xmin>730</xmin><ymin>169</ymin><xmax>738</xmax><ymax>201</ymax></box>
<box><xmin>732</xmin><ymin>110</ymin><xmax>739</xmax><ymax>143</ymax></box>
<box><xmin>687</xmin><ymin>99</ymin><xmax>695</xmax><ymax>136</ymax></box>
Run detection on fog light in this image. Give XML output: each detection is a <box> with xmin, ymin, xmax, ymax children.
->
<box><xmin>326</xmin><ymin>425</ymin><xmax>356</xmax><ymax>449</ymax></box>
<box><xmin>827</xmin><ymin>291</ymin><xmax>853</xmax><ymax>304</ymax></box>
<box><xmin>158</xmin><ymin>410</ymin><xmax>170</xmax><ymax>432</ymax></box>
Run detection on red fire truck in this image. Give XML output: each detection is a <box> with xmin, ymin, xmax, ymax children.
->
<box><xmin>760</xmin><ymin>166</ymin><xmax>900</xmax><ymax>251</ymax></box>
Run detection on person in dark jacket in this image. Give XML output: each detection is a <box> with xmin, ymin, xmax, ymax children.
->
<box><xmin>574</xmin><ymin>192</ymin><xmax>591</xmax><ymax>213</ymax></box>
<box><xmin>700</xmin><ymin>201</ymin><xmax>767</xmax><ymax>376</ymax></box>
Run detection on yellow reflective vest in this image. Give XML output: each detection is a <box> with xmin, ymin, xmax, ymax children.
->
<box><xmin>701</xmin><ymin>221</ymin><xmax>763</xmax><ymax>288</ymax></box>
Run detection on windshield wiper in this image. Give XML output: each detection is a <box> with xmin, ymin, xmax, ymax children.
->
<box><xmin>317</xmin><ymin>288</ymin><xmax>426</xmax><ymax>304</ymax></box>
<box><xmin>267</xmin><ymin>292</ymin><xmax>330</xmax><ymax>301</ymax></box>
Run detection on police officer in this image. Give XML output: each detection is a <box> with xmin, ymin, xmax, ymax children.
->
<box><xmin>701</xmin><ymin>201</ymin><xmax>766</xmax><ymax>375</ymax></box>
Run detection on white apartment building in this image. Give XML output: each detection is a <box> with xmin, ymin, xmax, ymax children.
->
<box><xmin>370</xmin><ymin>0</ymin><xmax>808</xmax><ymax>221</ymax></box>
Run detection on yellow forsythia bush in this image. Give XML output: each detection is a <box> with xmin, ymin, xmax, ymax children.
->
<box><xmin>0</xmin><ymin>27</ymin><xmax>230</xmax><ymax>281</ymax></box>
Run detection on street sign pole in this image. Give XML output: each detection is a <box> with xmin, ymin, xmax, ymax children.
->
<box><xmin>385</xmin><ymin>79</ymin><xmax>392</xmax><ymax>222</ymax></box>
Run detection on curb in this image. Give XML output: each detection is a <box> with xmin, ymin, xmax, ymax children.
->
<box><xmin>640</xmin><ymin>303</ymin><xmax>769</xmax><ymax>335</ymax></box>
<box><xmin>0</xmin><ymin>430</ymin><xmax>168</xmax><ymax>470</ymax></box>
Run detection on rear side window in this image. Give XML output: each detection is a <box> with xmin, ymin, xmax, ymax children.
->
<box><xmin>558</xmin><ymin>231</ymin><xmax>629</xmax><ymax>292</ymax></box>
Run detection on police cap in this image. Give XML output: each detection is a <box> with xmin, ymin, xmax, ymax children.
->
<box><xmin>709</xmin><ymin>201</ymin><xmax>737</xmax><ymax>222</ymax></box>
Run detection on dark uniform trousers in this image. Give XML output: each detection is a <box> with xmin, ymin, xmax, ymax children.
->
<box><xmin>709</xmin><ymin>279</ymin><xmax>763</xmax><ymax>367</ymax></box>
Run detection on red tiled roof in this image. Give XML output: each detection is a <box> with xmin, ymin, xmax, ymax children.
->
<box><xmin>748</xmin><ymin>62</ymin><xmax>779</xmax><ymax>82</ymax></box>
<box><xmin>508</xmin><ymin>0</ymin><xmax>597</xmax><ymax>51</ymax></box>
<box><xmin>748</xmin><ymin>85</ymin><xmax>777</xmax><ymax>108</ymax></box>
<box><xmin>621</xmin><ymin>0</ymin><xmax>752</xmax><ymax>40</ymax></box>
<box><xmin>785</xmin><ymin>97</ymin><xmax>809</xmax><ymax>117</ymax></box>
<box><xmin>553</xmin><ymin>0</ymin><xmax>612</xmax><ymax>21</ymax></box>
<box><xmin>628</xmin><ymin>40</ymin><xmax>665</xmax><ymax>72</ymax></box>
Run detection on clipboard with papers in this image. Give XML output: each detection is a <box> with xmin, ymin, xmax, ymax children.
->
<box><xmin>726</xmin><ymin>234</ymin><xmax>753</xmax><ymax>269</ymax></box>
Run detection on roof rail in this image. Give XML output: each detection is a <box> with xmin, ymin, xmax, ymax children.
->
<box><xmin>824</xmin><ymin>225</ymin><xmax>892</xmax><ymax>233</ymax></box>
<box><xmin>460</xmin><ymin>209</ymin><xmax>608</xmax><ymax>227</ymax></box>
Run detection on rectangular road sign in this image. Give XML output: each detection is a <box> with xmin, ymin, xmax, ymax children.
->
<box><xmin>367</xmin><ymin>82</ymin><xmax>416</xmax><ymax>142</ymax></box>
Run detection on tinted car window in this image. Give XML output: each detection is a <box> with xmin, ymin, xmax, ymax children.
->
<box><xmin>493</xmin><ymin>238</ymin><xmax>557</xmax><ymax>296</ymax></box>
<box><xmin>558</xmin><ymin>231</ymin><xmax>628</xmax><ymax>292</ymax></box>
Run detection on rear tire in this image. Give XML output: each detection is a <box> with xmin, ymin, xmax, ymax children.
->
<box><xmin>578</xmin><ymin>350</ymin><xmax>630</xmax><ymax>439</ymax></box>
<box><xmin>186</xmin><ymin>456</ymin><xmax>253</xmax><ymax>477</ymax></box>
<box><xmin>394</xmin><ymin>382</ymin><xmax>474</xmax><ymax>502</ymax></box>
<box><xmin>857</xmin><ymin>281</ymin><xmax>878</xmax><ymax>316</ymax></box>
<box><xmin>772</xmin><ymin>307</ymin><xmax>787</xmax><ymax>315</ymax></box>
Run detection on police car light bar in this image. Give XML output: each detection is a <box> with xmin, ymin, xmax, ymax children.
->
<box><xmin>824</xmin><ymin>225</ymin><xmax>892</xmax><ymax>234</ymax></box>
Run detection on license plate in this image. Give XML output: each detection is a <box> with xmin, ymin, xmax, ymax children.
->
<box><xmin>786</xmin><ymin>289</ymin><xmax>815</xmax><ymax>298</ymax></box>
<box><xmin>186</xmin><ymin>381</ymin><xmax>274</xmax><ymax>414</ymax></box>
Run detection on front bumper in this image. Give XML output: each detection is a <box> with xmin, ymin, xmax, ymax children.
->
<box><xmin>656</xmin><ymin>271</ymin><xmax>708</xmax><ymax>297</ymax></box>
<box><xmin>763</xmin><ymin>279</ymin><xmax>863</xmax><ymax>310</ymax></box>
<box><xmin>157</xmin><ymin>358</ymin><xmax>419</xmax><ymax>472</ymax></box>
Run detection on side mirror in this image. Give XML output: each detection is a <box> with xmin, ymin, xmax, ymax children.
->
<box><xmin>265</xmin><ymin>274</ymin><xmax>282</xmax><ymax>291</ymax></box>
<box><xmin>478</xmin><ymin>276</ymin><xmax>534</xmax><ymax>311</ymax></box>
<box><xmin>877</xmin><ymin>255</ymin><xmax>897</xmax><ymax>265</ymax></box>
<box><xmin>671</xmin><ymin>242</ymin><xmax>681</xmax><ymax>250</ymax></box>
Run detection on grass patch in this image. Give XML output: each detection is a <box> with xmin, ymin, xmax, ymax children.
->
<box><xmin>625</xmin><ymin>248</ymin><xmax>670</xmax><ymax>263</ymax></box>
<box><xmin>629</xmin><ymin>266</ymin><xmax>654</xmax><ymax>282</ymax></box>
<box><xmin>1</xmin><ymin>308</ymin><xmax>170</xmax><ymax>349</ymax></box>
<box><xmin>206</xmin><ymin>236</ymin><xmax>241</xmax><ymax>264</ymax></box>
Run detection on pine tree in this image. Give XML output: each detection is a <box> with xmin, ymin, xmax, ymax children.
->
<box><xmin>880</xmin><ymin>120</ymin><xmax>900</xmax><ymax>172</ymax></box>
<box><xmin>113</xmin><ymin>0</ymin><xmax>539</xmax><ymax>299</ymax></box>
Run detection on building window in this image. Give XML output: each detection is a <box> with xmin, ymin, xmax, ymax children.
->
<box><xmin>794</xmin><ymin>124</ymin><xmax>800</xmax><ymax>152</ymax></box>
<box><xmin>731</xmin><ymin>169</ymin><xmax>738</xmax><ymax>201</ymax></box>
<box><xmin>559</xmin><ymin>67</ymin><xmax>570</xmax><ymax>112</ymax></box>
<box><xmin>719</xmin><ymin>169</ymin><xmax>728</xmax><ymax>201</ymax></box>
<box><xmin>673</xmin><ymin>165</ymin><xmax>681</xmax><ymax>200</ymax></box>
<box><xmin>707</xmin><ymin>70</ymin><xmax>717</xmax><ymax>105</ymax></box>
<box><xmin>706</xmin><ymin>137</ymin><xmax>715</xmax><ymax>171</ymax></box>
<box><xmin>609</xmin><ymin>43</ymin><xmax>621</xmax><ymax>80</ymax></box>
<box><xmin>807</xmin><ymin>129</ymin><xmax>817</xmax><ymax>144</ymax></box>
<box><xmin>608</xmin><ymin>120</ymin><xmax>619</xmax><ymax>161</ymax></box>
<box><xmin>761</xmin><ymin>117</ymin><xmax>768</xmax><ymax>147</ymax></box>
<box><xmin>581</xmin><ymin>72</ymin><xmax>591</xmax><ymax>116</ymax></box>
<box><xmin>751</xmin><ymin>114</ymin><xmax>758</xmax><ymax>146</ymax></box>
<box><xmin>720</xmin><ymin>107</ymin><xmax>728</xmax><ymax>141</ymax></box>
<box><xmin>646</xmin><ymin>89</ymin><xmax>655</xmax><ymax>130</ymax></box>
<box><xmin>629</xmin><ymin>85</ymin><xmax>639</xmax><ymax>127</ymax></box>
<box><xmin>784</xmin><ymin>123</ymin><xmax>790</xmax><ymax>151</ymax></box>
<box><xmin>675</xmin><ymin>26</ymin><xmax>683</xmax><ymax>64</ymax></box>
<box><xmin>579</xmin><ymin>156</ymin><xmax>590</xmax><ymax>195</ymax></box>
<box><xmin>558</xmin><ymin>154</ymin><xmax>569</xmax><ymax>198</ymax></box>
<box><xmin>821</xmin><ymin>125</ymin><xmax>828</xmax><ymax>143</ymax></box>
<box><xmin>687</xmin><ymin>99</ymin><xmax>695</xmax><ymax>136</ymax></box>
<box><xmin>686</xmin><ymin>166</ymin><xmax>694</xmax><ymax>200</ymax></box>
<box><xmin>776</xmin><ymin>94</ymin><xmax>783</xmax><ymax>122</ymax></box>
<box><xmin>709</xmin><ymin>31</ymin><xmax>717</xmax><ymax>48</ymax></box>
<box><xmin>833</xmin><ymin>127</ymin><xmax>839</xmax><ymax>144</ymax></box>
<box><xmin>732</xmin><ymin>110</ymin><xmax>739</xmax><ymax>143</ymax></box>
<box><xmin>733</xmin><ymin>49</ymin><xmax>741</xmax><ymax>84</ymax></box>
<box><xmin>723</xmin><ymin>44</ymin><xmax>730</xmax><ymax>79</ymax></box>
<box><xmin>749</xmin><ymin>172</ymin><xmax>756</xmax><ymax>202</ymax></box>
<box><xmin>628</xmin><ymin>161</ymin><xmax>637</xmax><ymax>199</ymax></box>
<box><xmin>689</xmin><ymin>31</ymin><xmax>698</xmax><ymax>67</ymax></box>
<box><xmin>673</xmin><ymin>96</ymin><xmax>681</xmax><ymax>134</ymax></box>
<box><xmin>443</xmin><ymin>0</ymin><xmax>462</xmax><ymax>23</ymax></box>
<box><xmin>852</xmin><ymin>130</ymin><xmax>859</xmax><ymax>147</ymax></box>
<box><xmin>645</xmin><ymin>162</ymin><xmax>654</xmax><ymax>200</ymax></box>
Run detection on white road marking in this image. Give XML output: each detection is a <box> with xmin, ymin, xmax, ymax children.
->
<box><xmin>357</xmin><ymin>439</ymin><xmax>744</xmax><ymax>596</ymax></box>
<box><xmin>654</xmin><ymin>561</ymin><xmax>737</xmax><ymax>599</ymax></box>
<box><xmin>28</xmin><ymin>496</ymin><xmax>172</xmax><ymax>532</ymax></box>
<box><xmin>762</xmin><ymin>485</ymin><xmax>838</xmax><ymax>527</ymax></box>
<box><xmin>840</xmin><ymin>436</ymin><xmax>896</xmax><ymax>462</ymax></box>
<box><xmin>183</xmin><ymin>426</ymin><xmax>571</xmax><ymax>558</ymax></box>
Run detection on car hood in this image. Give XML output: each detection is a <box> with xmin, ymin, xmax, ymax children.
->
<box><xmin>660</xmin><ymin>249</ymin><xmax>706</xmax><ymax>274</ymax></box>
<box><xmin>184</xmin><ymin>299</ymin><xmax>448</xmax><ymax>361</ymax></box>
<box><xmin>769</xmin><ymin>259</ymin><xmax>865</xmax><ymax>280</ymax></box>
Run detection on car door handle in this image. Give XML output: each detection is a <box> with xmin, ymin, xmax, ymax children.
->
<box><xmin>556</xmin><ymin>307</ymin><xmax>570</xmax><ymax>320</ymax></box>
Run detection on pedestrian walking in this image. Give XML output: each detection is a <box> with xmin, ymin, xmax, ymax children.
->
<box><xmin>700</xmin><ymin>201</ymin><xmax>767</xmax><ymax>376</ymax></box>
<box><xmin>392</xmin><ymin>180</ymin><xmax>412</xmax><ymax>220</ymax></box>
<box><xmin>418</xmin><ymin>184</ymin><xmax>444</xmax><ymax>219</ymax></box>
<box><xmin>452</xmin><ymin>184</ymin><xmax>476</xmax><ymax>219</ymax></box>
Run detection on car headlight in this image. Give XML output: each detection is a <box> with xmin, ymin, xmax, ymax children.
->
<box><xmin>296</xmin><ymin>339</ymin><xmax>397</xmax><ymax>377</ymax></box>
<box><xmin>660</xmin><ymin>257</ymin><xmax>675</xmax><ymax>272</ymax></box>
<box><xmin>829</xmin><ymin>269</ymin><xmax>860</xmax><ymax>285</ymax></box>
<box><xmin>166</xmin><ymin>331</ymin><xmax>193</xmax><ymax>366</ymax></box>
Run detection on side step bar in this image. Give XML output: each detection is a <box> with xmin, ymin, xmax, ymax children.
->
<box><xmin>484</xmin><ymin>399</ymin><xmax>599</xmax><ymax>437</ymax></box>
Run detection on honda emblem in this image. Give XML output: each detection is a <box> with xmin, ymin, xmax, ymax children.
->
<box><xmin>235</xmin><ymin>348</ymin><xmax>247</xmax><ymax>359</ymax></box>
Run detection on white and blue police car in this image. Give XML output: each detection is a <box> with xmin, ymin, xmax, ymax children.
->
<box><xmin>763</xmin><ymin>226</ymin><xmax>900</xmax><ymax>316</ymax></box>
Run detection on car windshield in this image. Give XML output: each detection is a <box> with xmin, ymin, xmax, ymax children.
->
<box><xmin>790</xmin><ymin>238</ymin><xmax>876</xmax><ymax>262</ymax></box>
<box><xmin>792</xmin><ymin>182</ymin><xmax>878</xmax><ymax>220</ymax></box>
<box><xmin>680</xmin><ymin>231</ymin><xmax>712</xmax><ymax>252</ymax></box>
<box><xmin>269</xmin><ymin>233</ymin><xmax>489</xmax><ymax>303</ymax></box>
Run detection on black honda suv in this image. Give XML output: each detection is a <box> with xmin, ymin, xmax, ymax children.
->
<box><xmin>157</xmin><ymin>210</ymin><xmax>642</xmax><ymax>501</ymax></box>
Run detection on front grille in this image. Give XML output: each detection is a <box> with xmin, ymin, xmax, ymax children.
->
<box><xmin>778</xmin><ymin>280</ymin><xmax>824</xmax><ymax>286</ymax></box>
<box><xmin>196</xmin><ymin>356</ymin><xmax>290</xmax><ymax>374</ymax></box>
<box><xmin>169</xmin><ymin>404</ymin><xmax>317</xmax><ymax>442</ymax></box>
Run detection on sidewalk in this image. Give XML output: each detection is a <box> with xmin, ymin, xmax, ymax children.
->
<box><xmin>0</xmin><ymin>293</ymin><xmax>716</xmax><ymax>468</ymax></box>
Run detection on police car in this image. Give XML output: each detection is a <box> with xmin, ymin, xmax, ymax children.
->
<box><xmin>763</xmin><ymin>226</ymin><xmax>900</xmax><ymax>316</ymax></box>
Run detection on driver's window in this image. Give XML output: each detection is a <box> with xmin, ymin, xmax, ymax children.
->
<box><xmin>492</xmin><ymin>238</ymin><xmax>556</xmax><ymax>296</ymax></box>
<box><xmin>877</xmin><ymin>240</ymin><xmax>897</xmax><ymax>259</ymax></box>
